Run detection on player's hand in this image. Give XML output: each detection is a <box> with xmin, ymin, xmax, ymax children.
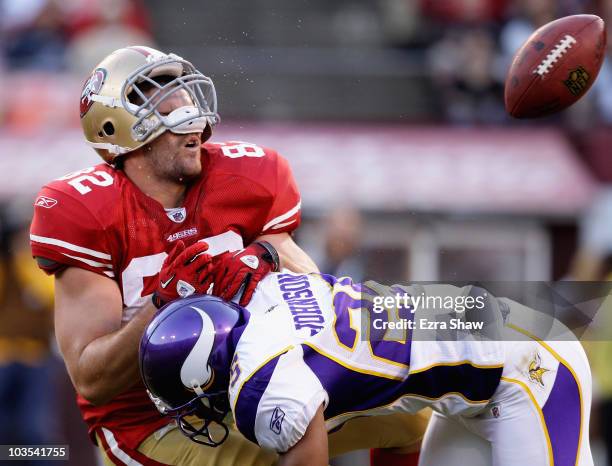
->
<box><xmin>152</xmin><ymin>240</ymin><xmax>213</xmax><ymax>308</ymax></box>
<box><xmin>206</xmin><ymin>241</ymin><xmax>280</xmax><ymax>306</ymax></box>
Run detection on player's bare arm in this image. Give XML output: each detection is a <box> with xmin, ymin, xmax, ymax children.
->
<box><xmin>257</xmin><ymin>232</ymin><xmax>319</xmax><ymax>273</ymax></box>
<box><xmin>278</xmin><ymin>405</ymin><xmax>327</xmax><ymax>466</ymax></box>
<box><xmin>54</xmin><ymin>267</ymin><xmax>157</xmax><ymax>405</ymax></box>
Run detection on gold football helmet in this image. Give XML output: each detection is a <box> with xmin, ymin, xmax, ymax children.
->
<box><xmin>80</xmin><ymin>45</ymin><xmax>219</xmax><ymax>163</ymax></box>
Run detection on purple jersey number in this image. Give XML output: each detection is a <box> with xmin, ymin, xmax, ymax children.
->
<box><xmin>328</xmin><ymin>276</ymin><xmax>414</xmax><ymax>370</ymax></box>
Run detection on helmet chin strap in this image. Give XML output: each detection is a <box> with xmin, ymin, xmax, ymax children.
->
<box><xmin>87</xmin><ymin>141</ymin><xmax>132</xmax><ymax>155</ymax></box>
<box><xmin>192</xmin><ymin>384</ymin><xmax>205</xmax><ymax>396</ymax></box>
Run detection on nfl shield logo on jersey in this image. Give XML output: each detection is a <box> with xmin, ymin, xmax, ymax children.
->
<box><xmin>166</xmin><ymin>207</ymin><xmax>187</xmax><ymax>223</ymax></box>
<box><xmin>270</xmin><ymin>407</ymin><xmax>285</xmax><ymax>435</ymax></box>
<box><xmin>490</xmin><ymin>402</ymin><xmax>502</xmax><ymax>419</ymax></box>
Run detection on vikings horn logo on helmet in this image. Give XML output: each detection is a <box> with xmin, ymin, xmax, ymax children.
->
<box><xmin>180</xmin><ymin>306</ymin><xmax>216</xmax><ymax>391</ymax></box>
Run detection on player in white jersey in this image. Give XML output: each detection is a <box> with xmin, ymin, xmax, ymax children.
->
<box><xmin>140</xmin><ymin>272</ymin><xmax>593</xmax><ymax>466</ymax></box>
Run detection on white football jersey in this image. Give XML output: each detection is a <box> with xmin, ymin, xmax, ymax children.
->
<box><xmin>229</xmin><ymin>273</ymin><xmax>506</xmax><ymax>452</ymax></box>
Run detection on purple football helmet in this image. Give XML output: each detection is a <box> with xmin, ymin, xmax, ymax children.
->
<box><xmin>139</xmin><ymin>294</ymin><xmax>248</xmax><ymax>446</ymax></box>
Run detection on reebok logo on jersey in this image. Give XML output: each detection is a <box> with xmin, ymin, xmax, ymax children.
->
<box><xmin>240</xmin><ymin>255</ymin><xmax>259</xmax><ymax>269</ymax></box>
<box><xmin>34</xmin><ymin>196</ymin><xmax>58</xmax><ymax>209</ymax></box>
<box><xmin>176</xmin><ymin>280</ymin><xmax>196</xmax><ymax>298</ymax></box>
<box><xmin>270</xmin><ymin>406</ymin><xmax>285</xmax><ymax>435</ymax></box>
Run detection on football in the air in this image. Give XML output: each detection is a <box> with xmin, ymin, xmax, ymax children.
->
<box><xmin>505</xmin><ymin>14</ymin><xmax>607</xmax><ymax>119</ymax></box>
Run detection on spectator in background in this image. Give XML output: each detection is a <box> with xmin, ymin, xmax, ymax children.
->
<box><xmin>500</xmin><ymin>0</ymin><xmax>563</xmax><ymax>63</ymax></box>
<box><xmin>65</xmin><ymin>0</ymin><xmax>151</xmax><ymax>38</ymax></box>
<box><xmin>320</xmin><ymin>207</ymin><xmax>365</xmax><ymax>281</ymax></box>
<box><xmin>0</xmin><ymin>206</ymin><xmax>97</xmax><ymax>465</ymax></box>
<box><xmin>591</xmin><ymin>0</ymin><xmax>612</xmax><ymax>124</ymax></box>
<box><xmin>420</xmin><ymin>0</ymin><xmax>509</xmax><ymax>25</ymax></box>
<box><xmin>584</xmin><ymin>320</ymin><xmax>612</xmax><ymax>466</ymax></box>
<box><xmin>0</xmin><ymin>0</ymin><xmax>153</xmax><ymax>74</ymax></box>
<box><xmin>428</xmin><ymin>27</ymin><xmax>506</xmax><ymax>124</ymax></box>
<box><xmin>0</xmin><ymin>213</ymin><xmax>59</xmax><ymax>464</ymax></box>
<box><xmin>592</xmin><ymin>52</ymin><xmax>612</xmax><ymax>124</ymax></box>
<box><xmin>0</xmin><ymin>0</ymin><xmax>68</xmax><ymax>70</ymax></box>
<box><xmin>64</xmin><ymin>0</ymin><xmax>154</xmax><ymax>74</ymax></box>
<box><xmin>320</xmin><ymin>207</ymin><xmax>374</xmax><ymax>466</ymax></box>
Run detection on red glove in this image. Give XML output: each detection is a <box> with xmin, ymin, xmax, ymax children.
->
<box><xmin>152</xmin><ymin>240</ymin><xmax>213</xmax><ymax>308</ymax></box>
<box><xmin>207</xmin><ymin>241</ymin><xmax>280</xmax><ymax>306</ymax></box>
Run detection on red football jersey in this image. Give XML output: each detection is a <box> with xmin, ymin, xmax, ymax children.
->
<box><xmin>30</xmin><ymin>141</ymin><xmax>301</xmax><ymax>449</ymax></box>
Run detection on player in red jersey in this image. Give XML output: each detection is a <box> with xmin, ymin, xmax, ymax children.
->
<box><xmin>30</xmin><ymin>46</ymin><xmax>427</xmax><ymax>465</ymax></box>
<box><xmin>30</xmin><ymin>45</ymin><xmax>317</xmax><ymax>465</ymax></box>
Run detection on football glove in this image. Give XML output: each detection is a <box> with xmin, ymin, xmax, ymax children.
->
<box><xmin>206</xmin><ymin>241</ymin><xmax>280</xmax><ymax>306</ymax></box>
<box><xmin>152</xmin><ymin>240</ymin><xmax>213</xmax><ymax>308</ymax></box>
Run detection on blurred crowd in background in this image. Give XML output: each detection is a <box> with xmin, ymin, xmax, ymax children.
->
<box><xmin>4</xmin><ymin>0</ymin><xmax>612</xmax><ymax>126</ymax></box>
<box><xmin>2</xmin><ymin>0</ymin><xmax>612</xmax><ymax>465</ymax></box>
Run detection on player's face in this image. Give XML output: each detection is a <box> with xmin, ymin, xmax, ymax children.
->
<box><xmin>143</xmin><ymin>88</ymin><xmax>202</xmax><ymax>182</ymax></box>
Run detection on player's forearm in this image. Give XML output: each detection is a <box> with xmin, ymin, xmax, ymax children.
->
<box><xmin>279</xmin><ymin>442</ymin><xmax>327</xmax><ymax>466</ymax></box>
<box><xmin>279</xmin><ymin>406</ymin><xmax>328</xmax><ymax>466</ymax></box>
<box><xmin>257</xmin><ymin>232</ymin><xmax>319</xmax><ymax>273</ymax></box>
<box><xmin>75</xmin><ymin>302</ymin><xmax>158</xmax><ymax>405</ymax></box>
<box><xmin>279</xmin><ymin>454</ymin><xmax>327</xmax><ymax>466</ymax></box>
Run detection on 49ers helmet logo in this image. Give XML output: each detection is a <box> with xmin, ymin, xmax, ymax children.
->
<box><xmin>80</xmin><ymin>68</ymin><xmax>107</xmax><ymax>118</ymax></box>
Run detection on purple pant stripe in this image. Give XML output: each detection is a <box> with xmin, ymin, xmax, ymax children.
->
<box><xmin>542</xmin><ymin>363</ymin><xmax>581</xmax><ymax>466</ymax></box>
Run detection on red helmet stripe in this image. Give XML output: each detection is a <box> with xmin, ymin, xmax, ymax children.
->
<box><xmin>127</xmin><ymin>46</ymin><xmax>153</xmax><ymax>57</ymax></box>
